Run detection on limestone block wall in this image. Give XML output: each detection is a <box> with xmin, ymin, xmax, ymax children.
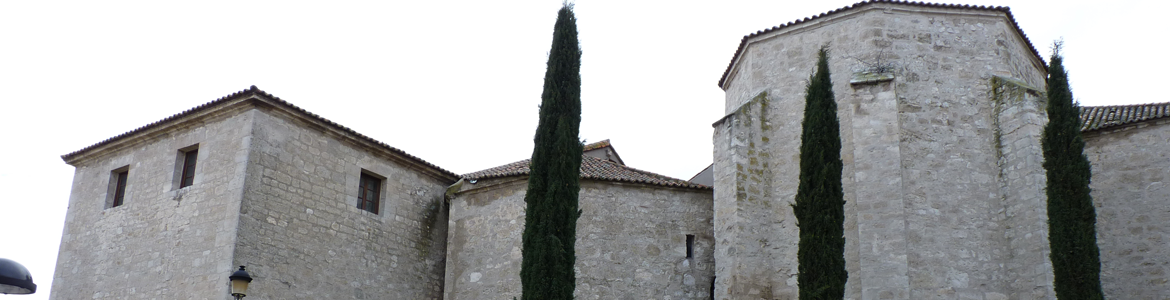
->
<box><xmin>715</xmin><ymin>3</ymin><xmax>1050</xmax><ymax>299</ymax></box>
<box><xmin>721</xmin><ymin>5</ymin><xmax>1044</xmax><ymax>114</ymax></box>
<box><xmin>443</xmin><ymin>178</ymin><xmax>527</xmax><ymax>299</ymax></box>
<box><xmin>711</xmin><ymin>92</ymin><xmax>804</xmax><ymax>300</ymax></box>
<box><xmin>1084</xmin><ymin>119</ymin><xmax>1170</xmax><ymax>299</ymax></box>
<box><xmin>991</xmin><ymin>80</ymin><xmax>1054</xmax><ymax>299</ymax></box>
<box><xmin>232</xmin><ymin>107</ymin><xmax>451</xmax><ymax>299</ymax></box>
<box><xmin>710</xmin><ymin>114</ymin><xmax>736</xmax><ymax>300</ymax></box>
<box><xmin>444</xmin><ymin>179</ymin><xmax>714</xmax><ymax>300</ymax></box>
<box><xmin>846</xmin><ymin>80</ymin><xmax>906</xmax><ymax>299</ymax></box>
<box><xmin>52</xmin><ymin>108</ymin><xmax>255</xmax><ymax>299</ymax></box>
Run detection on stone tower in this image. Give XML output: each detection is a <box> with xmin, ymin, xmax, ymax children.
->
<box><xmin>712</xmin><ymin>2</ymin><xmax>1052</xmax><ymax>299</ymax></box>
<box><xmin>52</xmin><ymin>87</ymin><xmax>455</xmax><ymax>299</ymax></box>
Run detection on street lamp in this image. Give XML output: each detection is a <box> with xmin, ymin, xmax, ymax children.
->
<box><xmin>228</xmin><ymin>266</ymin><xmax>252</xmax><ymax>300</ymax></box>
<box><xmin>0</xmin><ymin>258</ymin><xmax>36</xmax><ymax>294</ymax></box>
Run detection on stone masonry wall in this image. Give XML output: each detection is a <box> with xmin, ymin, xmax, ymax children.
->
<box><xmin>443</xmin><ymin>178</ymin><xmax>526</xmax><ymax>299</ymax></box>
<box><xmin>1084</xmin><ymin>119</ymin><xmax>1170</xmax><ymax>299</ymax></box>
<box><xmin>52</xmin><ymin>107</ymin><xmax>255</xmax><ymax>299</ymax></box>
<box><xmin>991</xmin><ymin>79</ymin><xmax>1054</xmax><ymax>299</ymax></box>
<box><xmin>716</xmin><ymin>4</ymin><xmax>1049</xmax><ymax>299</ymax></box>
<box><xmin>711</xmin><ymin>92</ymin><xmax>804</xmax><ymax>300</ymax></box>
<box><xmin>233</xmin><ymin>107</ymin><xmax>451</xmax><ymax>299</ymax></box>
<box><xmin>846</xmin><ymin>80</ymin><xmax>907</xmax><ymax>299</ymax></box>
<box><xmin>445</xmin><ymin>179</ymin><xmax>714</xmax><ymax>300</ymax></box>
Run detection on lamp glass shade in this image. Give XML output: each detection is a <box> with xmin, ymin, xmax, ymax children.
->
<box><xmin>0</xmin><ymin>258</ymin><xmax>36</xmax><ymax>294</ymax></box>
<box><xmin>228</xmin><ymin>266</ymin><xmax>252</xmax><ymax>296</ymax></box>
<box><xmin>230</xmin><ymin>279</ymin><xmax>249</xmax><ymax>296</ymax></box>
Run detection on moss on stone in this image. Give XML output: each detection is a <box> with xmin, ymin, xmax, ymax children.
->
<box><xmin>415</xmin><ymin>200</ymin><xmax>443</xmax><ymax>258</ymax></box>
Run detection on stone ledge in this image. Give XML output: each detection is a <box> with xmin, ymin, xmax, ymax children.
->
<box><xmin>850</xmin><ymin>71</ymin><xmax>895</xmax><ymax>86</ymax></box>
<box><xmin>991</xmin><ymin>75</ymin><xmax>1042</xmax><ymax>95</ymax></box>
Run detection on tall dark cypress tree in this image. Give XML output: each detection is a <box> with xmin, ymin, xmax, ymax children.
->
<box><xmin>519</xmin><ymin>4</ymin><xmax>582</xmax><ymax>300</ymax></box>
<box><xmin>1042</xmin><ymin>42</ymin><xmax>1104</xmax><ymax>300</ymax></box>
<box><xmin>792</xmin><ymin>45</ymin><xmax>847</xmax><ymax>300</ymax></box>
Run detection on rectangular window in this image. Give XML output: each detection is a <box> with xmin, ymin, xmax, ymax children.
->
<box><xmin>106</xmin><ymin>166</ymin><xmax>129</xmax><ymax>208</ymax></box>
<box><xmin>113</xmin><ymin>170</ymin><xmax>128</xmax><ymax>207</ymax></box>
<box><xmin>180</xmin><ymin>148</ymin><xmax>198</xmax><ymax>188</ymax></box>
<box><xmin>358</xmin><ymin>172</ymin><xmax>382</xmax><ymax>214</ymax></box>
<box><xmin>686</xmin><ymin>234</ymin><xmax>695</xmax><ymax>259</ymax></box>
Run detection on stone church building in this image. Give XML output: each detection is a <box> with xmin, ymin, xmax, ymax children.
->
<box><xmin>51</xmin><ymin>1</ymin><xmax>1167</xmax><ymax>299</ymax></box>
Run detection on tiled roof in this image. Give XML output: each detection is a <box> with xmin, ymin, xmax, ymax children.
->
<box><xmin>61</xmin><ymin>86</ymin><xmax>460</xmax><ymax>181</ymax></box>
<box><xmin>718</xmin><ymin>0</ymin><xmax>1044</xmax><ymax>88</ymax></box>
<box><xmin>583</xmin><ymin>139</ymin><xmax>611</xmax><ymax>151</ymax></box>
<box><xmin>1080</xmin><ymin>102</ymin><xmax>1170</xmax><ymax>132</ymax></box>
<box><xmin>463</xmin><ymin>155</ymin><xmax>711</xmax><ymax>190</ymax></box>
<box><xmin>582</xmin><ymin>139</ymin><xmax>626</xmax><ymax>165</ymax></box>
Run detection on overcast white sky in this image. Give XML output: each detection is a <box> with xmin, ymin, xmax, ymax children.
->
<box><xmin>1</xmin><ymin>0</ymin><xmax>1163</xmax><ymax>298</ymax></box>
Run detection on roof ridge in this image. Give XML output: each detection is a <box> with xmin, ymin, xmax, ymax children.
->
<box><xmin>462</xmin><ymin>158</ymin><xmax>531</xmax><ymax>179</ymax></box>
<box><xmin>717</xmin><ymin>0</ymin><xmax>1043</xmax><ymax>88</ymax></box>
<box><xmin>582</xmin><ymin>139</ymin><xmax>612</xmax><ymax>151</ymax></box>
<box><xmin>61</xmin><ymin>86</ymin><xmax>263</xmax><ymax>161</ymax></box>
<box><xmin>579</xmin><ymin>156</ymin><xmax>710</xmax><ymax>189</ymax></box>
<box><xmin>462</xmin><ymin>155</ymin><xmax>710</xmax><ymax>190</ymax></box>
<box><xmin>583</xmin><ymin>156</ymin><xmax>705</xmax><ymax>187</ymax></box>
<box><xmin>61</xmin><ymin>86</ymin><xmax>460</xmax><ymax>181</ymax></box>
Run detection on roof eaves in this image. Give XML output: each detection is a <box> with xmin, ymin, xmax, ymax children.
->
<box><xmin>1080</xmin><ymin>102</ymin><xmax>1170</xmax><ymax>133</ymax></box>
<box><xmin>61</xmin><ymin>86</ymin><xmax>262</xmax><ymax>162</ymax></box>
<box><xmin>61</xmin><ymin>86</ymin><xmax>459</xmax><ymax>181</ymax></box>
<box><xmin>250</xmin><ymin>89</ymin><xmax>459</xmax><ymax>181</ymax></box>
<box><xmin>717</xmin><ymin>0</ymin><xmax>1045</xmax><ymax>89</ymax></box>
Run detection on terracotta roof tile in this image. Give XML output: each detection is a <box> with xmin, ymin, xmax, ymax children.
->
<box><xmin>463</xmin><ymin>155</ymin><xmax>711</xmax><ymax>190</ymax></box>
<box><xmin>718</xmin><ymin>0</ymin><xmax>1044</xmax><ymax>88</ymax></box>
<box><xmin>61</xmin><ymin>86</ymin><xmax>459</xmax><ymax>181</ymax></box>
<box><xmin>1080</xmin><ymin>102</ymin><xmax>1170</xmax><ymax>132</ymax></box>
<box><xmin>583</xmin><ymin>139</ymin><xmax>611</xmax><ymax>151</ymax></box>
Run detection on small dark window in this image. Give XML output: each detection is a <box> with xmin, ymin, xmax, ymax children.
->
<box><xmin>107</xmin><ymin>166</ymin><xmax>130</xmax><ymax>208</ymax></box>
<box><xmin>686</xmin><ymin>234</ymin><xmax>695</xmax><ymax>259</ymax></box>
<box><xmin>112</xmin><ymin>170</ymin><xmax>128</xmax><ymax>207</ymax></box>
<box><xmin>358</xmin><ymin>173</ymin><xmax>382</xmax><ymax>214</ymax></box>
<box><xmin>180</xmin><ymin>149</ymin><xmax>198</xmax><ymax>188</ymax></box>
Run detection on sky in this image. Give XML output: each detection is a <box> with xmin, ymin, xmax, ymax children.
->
<box><xmin>0</xmin><ymin>0</ymin><xmax>1164</xmax><ymax>298</ymax></box>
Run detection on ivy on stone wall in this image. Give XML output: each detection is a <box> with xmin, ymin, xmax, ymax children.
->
<box><xmin>519</xmin><ymin>4</ymin><xmax>583</xmax><ymax>300</ymax></box>
<box><xmin>1042</xmin><ymin>42</ymin><xmax>1104</xmax><ymax>300</ymax></box>
<box><xmin>792</xmin><ymin>45</ymin><xmax>848</xmax><ymax>299</ymax></box>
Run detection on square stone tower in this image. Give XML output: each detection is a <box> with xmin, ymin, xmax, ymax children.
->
<box><xmin>52</xmin><ymin>87</ymin><xmax>457</xmax><ymax>299</ymax></box>
<box><xmin>712</xmin><ymin>2</ymin><xmax>1051</xmax><ymax>299</ymax></box>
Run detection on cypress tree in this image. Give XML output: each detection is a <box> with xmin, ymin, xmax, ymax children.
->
<box><xmin>519</xmin><ymin>4</ymin><xmax>582</xmax><ymax>300</ymax></box>
<box><xmin>1042</xmin><ymin>42</ymin><xmax>1104</xmax><ymax>300</ymax></box>
<box><xmin>792</xmin><ymin>45</ymin><xmax>847</xmax><ymax>299</ymax></box>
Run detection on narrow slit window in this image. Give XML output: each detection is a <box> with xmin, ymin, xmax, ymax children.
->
<box><xmin>112</xmin><ymin>170</ymin><xmax>128</xmax><ymax>207</ymax></box>
<box><xmin>107</xmin><ymin>166</ymin><xmax>129</xmax><ymax>208</ymax></box>
<box><xmin>686</xmin><ymin>234</ymin><xmax>695</xmax><ymax>259</ymax></box>
<box><xmin>180</xmin><ymin>149</ymin><xmax>198</xmax><ymax>188</ymax></box>
<box><xmin>358</xmin><ymin>173</ymin><xmax>382</xmax><ymax>214</ymax></box>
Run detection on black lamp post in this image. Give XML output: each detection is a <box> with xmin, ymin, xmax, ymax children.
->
<box><xmin>228</xmin><ymin>266</ymin><xmax>252</xmax><ymax>300</ymax></box>
<box><xmin>0</xmin><ymin>258</ymin><xmax>36</xmax><ymax>294</ymax></box>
